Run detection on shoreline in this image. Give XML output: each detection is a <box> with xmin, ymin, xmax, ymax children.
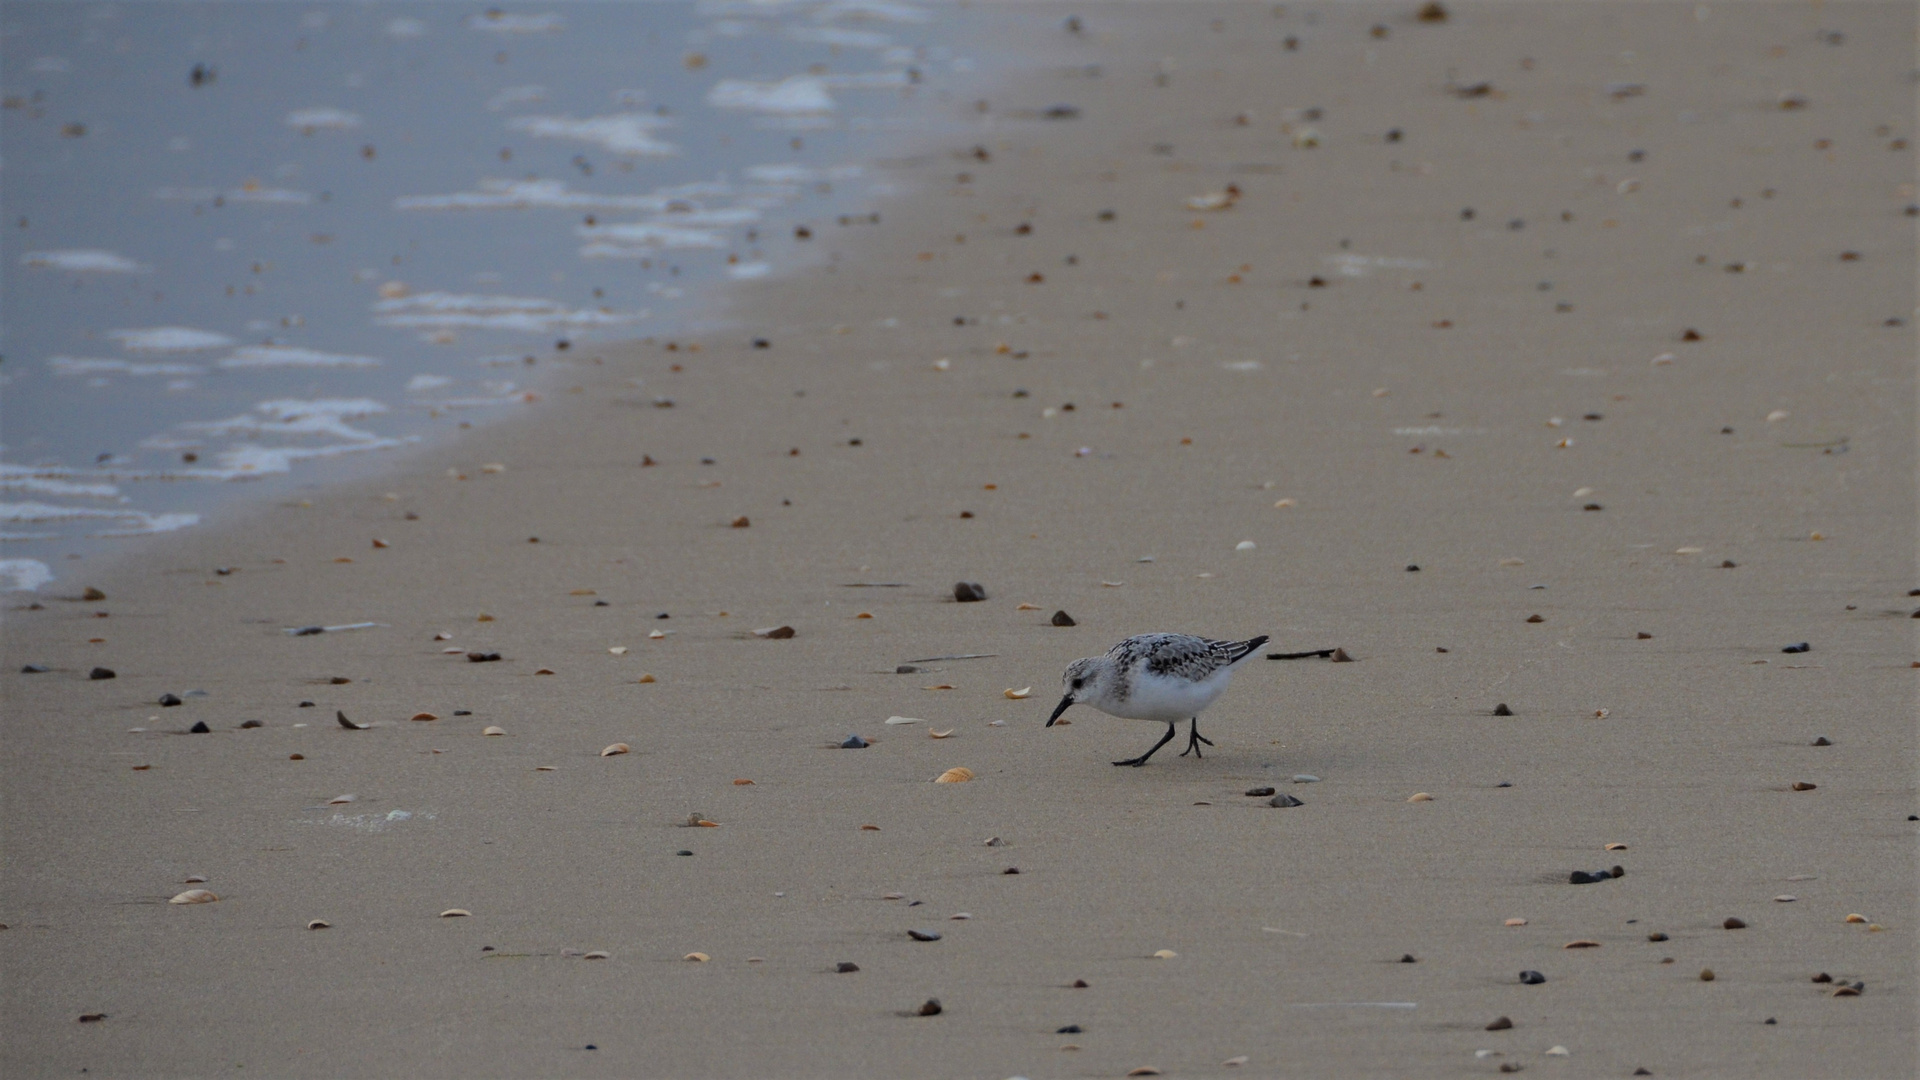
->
<box><xmin>4</xmin><ymin>4</ymin><xmax>1915</xmax><ymax>1077</ymax></box>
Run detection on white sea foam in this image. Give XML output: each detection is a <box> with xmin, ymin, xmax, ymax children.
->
<box><xmin>814</xmin><ymin>0</ymin><xmax>929</xmax><ymax>24</ymax></box>
<box><xmin>0</xmin><ymin>559</ymin><xmax>54</xmax><ymax>591</ymax></box>
<box><xmin>405</xmin><ymin>374</ymin><xmax>454</xmax><ymax>391</ymax></box>
<box><xmin>395</xmin><ymin>179</ymin><xmax>677</xmax><ymax>213</ymax></box>
<box><xmin>217</xmin><ymin>346</ymin><xmax>383</xmax><ymax>369</ymax></box>
<box><xmin>708</xmin><ymin>76</ymin><xmax>835</xmax><ymax>115</ymax></box>
<box><xmin>508</xmin><ymin>114</ymin><xmax>676</xmax><ymax>156</ymax></box>
<box><xmin>285</xmin><ymin>107</ymin><xmax>363</xmax><ymax>131</ymax></box>
<box><xmin>385</xmin><ymin>17</ymin><xmax>427</xmax><ymax>38</ymax></box>
<box><xmin>727</xmin><ymin>261</ymin><xmax>773</xmax><ymax>280</ymax></box>
<box><xmin>372</xmin><ymin>293</ymin><xmax>640</xmax><ymax>332</ymax></box>
<box><xmin>0</xmin><ymin>465</ymin><xmax>121</xmax><ymax>498</ymax></box>
<box><xmin>0</xmin><ymin>503</ymin><xmax>199</xmax><ymax>536</ymax></box>
<box><xmin>466</xmin><ymin>11</ymin><xmax>565</xmax><ymax>33</ymax></box>
<box><xmin>21</xmin><ymin>249</ymin><xmax>147</xmax><ymax>273</ymax></box>
<box><xmin>155</xmin><ymin>185</ymin><xmax>316</xmax><ymax>206</ymax></box>
<box><xmin>109</xmin><ymin>327</ymin><xmax>236</xmax><ymax>353</ymax></box>
<box><xmin>49</xmin><ymin>357</ymin><xmax>206</xmax><ymax>377</ymax></box>
<box><xmin>742</xmin><ymin>162</ymin><xmax>864</xmax><ymax>184</ymax></box>
<box><xmin>576</xmin><ymin>222</ymin><xmax>728</xmax><ymax>249</ymax></box>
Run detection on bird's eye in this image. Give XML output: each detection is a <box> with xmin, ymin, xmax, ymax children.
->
<box><xmin>1071</xmin><ymin>678</ymin><xmax>1084</xmax><ymax>690</ymax></box>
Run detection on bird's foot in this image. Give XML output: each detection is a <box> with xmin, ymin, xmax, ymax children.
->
<box><xmin>1112</xmin><ymin>755</ymin><xmax>1151</xmax><ymax>767</ymax></box>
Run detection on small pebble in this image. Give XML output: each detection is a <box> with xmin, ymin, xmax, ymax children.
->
<box><xmin>1056</xmin><ymin>1024</ymin><xmax>1082</xmax><ymax>1034</ymax></box>
<box><xmin>1486</xmin><ymin>1016</ymin><xmax>1513</xmax><ymax>1031</ymax></box>
<box><xmin>1245</xmin><ymin>786</ymin><xmax>1275</xmax><ymax>797</ymax></box>
<box><xmin>20</xmin><ymin>664</ymin><xmax>49</xmax><ymax>673</ymax></box>
<box><xmin>1051</xmin><ymin>610</ymin><xmax>1077</xmax><ymax>627</ymax></box>
<box><xmin>916</xmin><ymin>998</ymin><xmax>942</xmax><ymax>1016</ymax></box>
<box><xmin>1399</xmin><ymin>953</ymin><xmax>1417</xmax><ymax>963</ymax></box>
<box><xmin>953</xmin><ymin>581</ymin><xmax>988</xmax><ymax>602</ymax></box>
<box><xmin>836</xmin><ymin>962</ymin><xmax>859</xmax><ymax>973</ymax></box>
<box><xmin>1699</xmin><ymin>968</ymin><xmax>1715</xmax><ymax>981</ymax></box>
<box><xmin>1724</xmin><ymin>917</ymin><xmax>1746</xmax><ymax>929</ymax></box>
<box><xmin>1648</xmin><ymin>932</ymin><xmax>1669</xmax><ymax>942</ymax></box>
<box><xmin>89</xmin><ymin>667</ymin><xmax>116</xmax><ymax>680</ymax></box>
<box><xmin>1782</xmin><ymin>642</ymin><xmax>1810</xmax><ymax>653</ymax></box>
<box><xmin>1493</xmin><ymin>704</ymin><xmax>1513</xmax><ymax>716</ymax></box>
<box><xmin>1519</xmin><ymin>970</ymin><xmax>1546</xmax><ymax>985</ymax></box>
<box><xmin>1812</xmin><ymin>736</ymin><xmax>1831</xmax><ymax>746</ymax></box>
<box><xmin>1269</xmin><ymin>794</ymin><xmax>1304</xmax><ymax>807</ymax></box>
<box><xmin>159</xmin><ymin>693</ymin><xmax>182</xmax><ymax>707</ymax></box>
<box><xmin>1292</xmin><ymin>774</ymin><xmax>1319</xmax><ymax>783</ymax></box>
<box><xmin>841</xmin><ymin>735</ymin><xmax>869</xmax><ymax>749</ymax></box>
<box><xmin>188</xmin><ymin>721</ymin><xmax>210</xmax><ymax>734</ymax></box>
<box><xmin>908</xmin><ymin>929</ymin><xmax>942</xmax><ymax>942</ymax></box>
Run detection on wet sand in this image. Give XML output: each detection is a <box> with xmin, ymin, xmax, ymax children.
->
<box><xmin>4</xmin><ymin>4</ymin><xmax>1915</xmax><ymax>1077</ymax></box>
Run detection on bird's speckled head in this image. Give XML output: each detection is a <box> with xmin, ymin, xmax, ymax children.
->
<box><xmin>1048</xmin><ymin>656</ymin><xmax>1106</xmax><ymax>725</ymax></box>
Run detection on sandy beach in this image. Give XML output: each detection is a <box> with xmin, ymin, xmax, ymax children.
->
<box><xmin>4</xmin><ymin>3</ymin><xmax>1916</xmax><ymax>1077</ymax></box>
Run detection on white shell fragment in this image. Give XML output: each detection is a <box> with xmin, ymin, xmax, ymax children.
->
<box><xmin>583</xmin><ymin>950</ymin><xmax>610</xmax><ymax>960</ymax></box>
<box><xmin>609</xmin><ymin>646</ymin><xmax>629</xmax><ymax>656</ymax></box>
<box><xmin>169</xmin><ymin>889</ymin><xmax>219</xmax><ymax>905</ymax></box>
<box><xmin>1152</xmin><ymin>949</ymin><xmax>1178</xmax><ymax>959</ymax></box>
<box><xmin>684</xmin><ymin>952</ymin><xmax>711</xmax><ymax>962</ymax></box>
<box><xmin>1235</xmin><ymin>540</ymin><xmax>1256</xmax><ymax>551</ymax></box>
<box><xmin>884</xmin><ymin>716</ymin><xmax>924</xmax><ymax>725</ymax></box>
<box><xmin>440</xmin><ymin>909</ymin><xmax>471</xmax><ymax>918</ymax></box>
<box><xmin>328</xmin><ymin>794</ymin><xmax>356</xmax><ymax>805</ymax></box>
<box><xmin>482</xmin><ymin>726</ymin><xmax>507</xmax><ymax>736</ymax></box>
<box><xmin>601</xmin><ymin>743</ymin><xmax>630</xmax><ymax>756</ymax></box>
<box><xmin>1004</xmin><ymin>687</ymin><xmax>1032</xmax><ymax>700</ymax></box>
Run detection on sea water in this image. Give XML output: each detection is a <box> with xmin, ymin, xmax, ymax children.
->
<box><xmin>2</xmin><ymin>0</ymin><xmax>1067</xmax><ymax>592</ymax></box>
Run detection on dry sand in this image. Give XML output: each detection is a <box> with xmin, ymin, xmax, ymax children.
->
<box><xmin>4</xmin><ymin>3</ymin><xmax>1916</xmax><ymax>1077</ymax></box>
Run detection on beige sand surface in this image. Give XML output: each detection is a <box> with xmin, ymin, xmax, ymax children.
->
<box><xmin>5</xmin><ymin>4</ymin><xmax>1916</xmax><ymax>1077</ymax></box>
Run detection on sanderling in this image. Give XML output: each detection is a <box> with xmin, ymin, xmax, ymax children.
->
<box><xmin>1048</xmin><ymin>633</ymin><xmax>1269</xmax><ymax>766</ymax></box>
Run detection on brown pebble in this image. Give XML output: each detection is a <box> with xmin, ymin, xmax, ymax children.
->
<box><xmin>1810</xmin><ymin>736</ymin><xmax>1832</xmax><ymax>747</ymax></box>
<box><xmin>1072</xmin><ymin>979</ymin><xmax>1088</xmax><ymax>988</ymax></box>
<box><xmin>289</xmin><ymin>753</ymin><xmax>304</xmax><ymax>760</ymax></box>
<box><xmin>731</xmin><ymin>516</ymin><xmax>750</xmax><ymax>528</ymax></box>
<box><xmin>1525</xmin><ymin>614</ymin><xmax>1544</xmax><ymax>623</ymax></box>
<box><xmin>917</xmin><ymin>998</ymin><xmax>942</xmax><ymax>1016</ymax></box>
<box><xmin>1699</xmin><ymin>968</ymin><xmax>1715</xmax><ymax>981</ymax></box>
<box><xmin>1485</xmin><ymin>1016</ymin><xmax>1513</xmax><ymax>1031</ymax></box>
<box><xmin>1648</xmin><ymin>932</ymin><xmax>1668</xmax><ymax>941</ymax></box>
<box><xmin>1637</xmin><ymin>632</ymin><xmax>1653</xmax><ymax>639</ymax></box>
<box><xmin>1791</xmin><ymin>781</ymin><xmax>1816</xmax><ymax>791</ymax></box>
<box><xmin>77</xmin><ymin>1013</ymin><xmax>107</xmax><ymax>1023</ymax></box>
<box><xmin>1329</xmin><ymin>647</ymin><xmax>1353</xmax><ymax>662</ymax></box>
<box><xmin>1724</xmin><ymin>917</ymin><xmax>1746</xmax><ymax>929</ymax></box>
<box><xmin>1811</xmin><ymin>972</ymin><xmax>1833</xmax><ymax>983</ymax></box>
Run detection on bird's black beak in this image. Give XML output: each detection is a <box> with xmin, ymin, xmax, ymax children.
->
<box><xmin>1047</xmin><ymin>694</ymin><xmax>1075</xmax><ymax>727</ymax></box>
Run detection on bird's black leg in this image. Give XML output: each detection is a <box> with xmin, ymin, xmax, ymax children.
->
<box><xmin>1113</xmin><ymin>723</ymin><xmax>1179</xmax><ymax>767</ymax></box>
<box><xmin>1179</xmin><ymin>716</ymin><xmax>1215</xmax><ymax>758</ymax></box>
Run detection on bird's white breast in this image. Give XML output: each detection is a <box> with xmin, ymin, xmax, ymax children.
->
<box><xmin>1100</xmin><ymin>663</ymin><xmax>1234</xmax><ymax>722</ymax></box>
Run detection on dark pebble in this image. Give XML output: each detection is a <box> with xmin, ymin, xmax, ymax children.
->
<box><xmin>1765</xmin><ymin>1018</ymin><xmax>1776</xmax><ymax>1025</ymax></box>
<box><xmin>1782</xmin><ymin>642</ymin><xmax>1810</xmax><ymax>653</ymax></box>
<box><xmin>675</xmin><ymin>850</ymin><xmax>693</xmax><ymax>856</ymax></box>
<box><xmin>77</xmin><ymin>1013</ymin><xmax>107</xmax><ymax>1023</ymax></box>
<box><xmin>467</xmin><ymin>651</ymin><xmax>502</xmax><ymax>662</ymax></box>
<box><xmin>1072</xmin><ymin>979</ymin><xmax>1088</xmax><ymax>988</ymax></box>
<box><xmin>1269</xmin><ymin>794</ymin><xmax>1304</xmax><ymax>808</ymax></box>
<box><xmin>159</xmin><ymin>693</ymin><xmax>182</xmax><ymax>707</ymax></box>
<box><xmin>1051</xmin><ymin>610</ymin><xmax>1077</xmax><ymax>627</ymax></box>
<box><xmin>1638</xmin><ymin>632</ymin><xmax>1654</xmax><ymax>639</ymax></box>
<box><xmin>1056</xmin><ymin>1024</ymin><xmax>1082</xmax><ymax>1034</ymax></box>
<box><xmin>453</xmin><ymin>709</ymin><xmax>471</xmax><ymax>716</ymax></box>
<box><xmin>1497</xmin><ymin>781</ymin><xmax>1512</xmax><ymax>787</ymax></box>
<box><xmin>1584</xmin><ymin>503</ymin><xmax>1603</xmax><ymax>511</ymax></box>
<box><xmin>1648</xmin><ymin>932</ymin><xmax>1669</xmax><ymax>942</ymax></box>
<box><xmin>1245</xmin><ymin>786</ymin><xmax>1276</xmax><ymax>797</ymax></box>
<box><xmin>836</xmin><ymin>962</ymin><xmax>860</xmax><ymax>973</ymax></box>
<box><xmin>1519</xmin><ymin>970</ymin><xmax>1546</xmax><ymax>985</ymax></box>
<box><xmin>188</xmin><ymin>721</ymin><xmax>210</xmax><ymax>734</ymax></box>
<box><xmin>917</xmin><ymin>998</ymin><xmax>943</xmax><ymax>1016</ymax></box>
<box><xmin>1635</xmin><ymin>1069</ymin><xmax>1652</xmax><ymax>1076</ymax></box>
<box><xmin>1486</xmin><ymin>1015</ymin><xmax>1513</xmax><ymax>1031</ymax></box>
<box><xmin>1569</xmin><ymin>871</ymin><xmax>1598</xmax><ymax>885</ymax></box>
<box><xmin>953</xmin><ymin>581</ymin><xmax>987</xmax><ymax>602</ymax></box>
<box><xmin>1721</xmin><ymin>560</ymin><xmax>1738</xmax><ymax>568</ymax></box>
<box><xmin>1493</xmin><ymin>703</ymin><xmax>1513</xmax><ymax>716</ymax></box>
<box><xmin>239</xmin><ymin>720</ymin><xmax>262</xmax><ymax>729</ymax></box>
<box><xmin>329</xmin><ymin>676</ymin><xmax>351</xmax><ymax>685</ymax></box>
<box><xmin>896</xmin><ymin>665</ymin><xmax>922</xmax><ymax>674</ymax></box>
<box><xmin>585</xmin><ymin>1044</ymin><xmax>596</xmax><ymax>1050</ymax></box>
<box><xmin>88</xmin><ymin>667</ymin><xmax>116</xmax><ymax>680</ymax></box>
<box><xmin>1002</xmin><ymin>867</ymin><xmax>1020</xmax><ymax>875</ymax></box>
<box><xmin>291</xmin><ymin>625</ymin><xmax>325</xmax><ymax>636</ymax></box>
<box><xmin>298</xmin><ymin>701</ymin><xmax>314</xmax><ymax>708</ymax></box>
<box><xmin>594</xmin><ymin>600</ymin><xmax>609</xmax><ymax>607</ymax></box>
<box><xmin>1399</xmin><ymin>953</ymin><xmax>1417</xmax><ymax>963</ymax></box>
<box><xmin>1811</xmin><ymin>972</ymin><xmax>1831</xmax><ymax>983</ymax></box>
<box><xmin>21</xmin><ymin>664</ymin><xmax>49</xmax><ymax>674</ymax></box>
<box><xmin>1611</xmin><ymin>865</ymin><xmax>1626</xmax><ymax>878</ymax></box>
<box><xmin>841</xmin><ymin>735</ymin><xmax>869</xmax><ymax>749</ymax></box>
<box><xmin>1406</xmin><ymin>564</ymin><xmax>1420</xmax><ymax>572</ymax></box>
<box><xmin>1724</xmin><ymin>917</ymin><xmax>1746</xmax><ymax>929</ymax></box>
<box><xmin>752</xmin><ymin>338</ymin><xmax>770</xmax><ymax>349</ymax></box>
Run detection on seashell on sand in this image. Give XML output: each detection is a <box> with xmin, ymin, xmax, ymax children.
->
<box><xmin>935</xmin><ymin>767</ymin><xmax>974</xmax><ymax>784</ymax></box>
<box><xmin>1004</xmin><ymin>687</ymin><xmax>1032</xmax><ymax>699</ymax></box>
<box><xmin>684</xmin><ymin>952</ymin><xmax>710</xmax><ymax>962</ymax></box>
<box><xmin>439</xmin><ymin>909</ymin><xmax>471</xmax><ymax>918</ymax></box>
<box><xmin>169</xmin><ymin>889</ymin><xmax>219</xmax><ymax>905</ymax></box>
<box><xmin>601</xmin><ymin>743</ymin><xmax>630</xmax><ymax>756</ymax></box>
<box><xmin>307</xmin><ymin>919</ymin><xmax>330</xmax><ymax>930</ymax></box>
<box><xmin>482</xmin><ymin>726</ymin><xmax>506</xmax><ymax>736</ymax></box>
